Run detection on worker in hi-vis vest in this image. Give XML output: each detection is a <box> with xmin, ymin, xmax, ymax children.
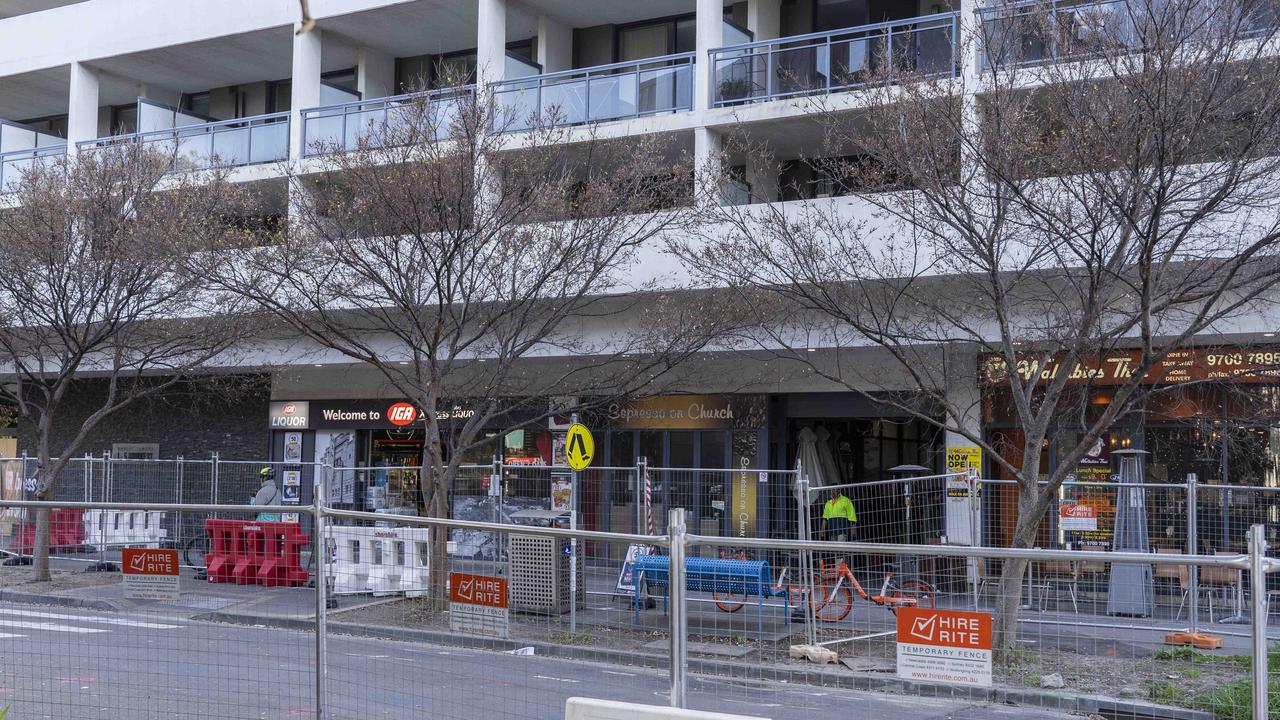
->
<box><xmin>822</xmin><ymin>489</ymin><xmax>857</xmax><ymax>542</ymax></box>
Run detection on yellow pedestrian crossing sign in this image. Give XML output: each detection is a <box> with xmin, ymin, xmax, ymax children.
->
<box><xmin>565</xmin><ymin>423</ymin><xmax>595</xmax><ymax>471</ymax></box>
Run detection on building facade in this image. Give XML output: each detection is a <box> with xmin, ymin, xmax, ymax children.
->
<box><xmin>1</xmin><ymin>0</ymin><xmax>1277</xmax><ymax>551</ymax></box>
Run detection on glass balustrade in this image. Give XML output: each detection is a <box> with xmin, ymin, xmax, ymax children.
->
<box><xmin>710</xmin><ymin>13</ymin><xmax>958</xmax><ymax>107</ymax></box>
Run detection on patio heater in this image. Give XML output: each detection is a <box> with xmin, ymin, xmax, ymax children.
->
<box><xmin>889</xmin><ymin>464</ymin><xmax>931</xmax><ymax>583</ymax></box>
<box><xmin>1108</xmin><ymin>449</ymin><xmax>1154</xmax><ymax>617</ymax></box>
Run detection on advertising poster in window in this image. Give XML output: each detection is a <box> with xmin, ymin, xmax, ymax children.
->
<box><xmin>1064</xmin><ymin>435</ymin><xmax>1115</xmax><ymax>547</ymax></box>
<box><xmin>314</xmin><ymin>431</ymin><xmax>356</xmax><ymax>505</ymax></box>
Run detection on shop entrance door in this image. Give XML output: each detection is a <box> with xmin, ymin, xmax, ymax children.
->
<box><xmin>369</xmin><ymin>429</ymin><xmax>424</xmax><ymax>513</ymax></box>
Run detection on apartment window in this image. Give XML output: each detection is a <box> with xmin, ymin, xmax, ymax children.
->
<box><xmin>17</xmin><ymin>114</ymin><xmax>68</xmax><ymax>139</ymax></box>
<box><xmin>269</xmin><ymin>80</ymin><xmax>291</xmax><ymax>113</ymax></box>
<box><xmin>110</xmin><ymin>103</ymin><xmax>137</xmax><ymax>134</ymax></box>
<box><xmin>617</xmin><ymin>15</ymin><xmax>696</xmax><ymax>61</ymax></box>
<box><xmin>816</xmin><ymin>0</ymin><xmax>868</xmax><ymax>29</ymax></box>
<box><xmin>182</xmin><ymin>92</ymin><xmax>211</xmax><ymax>118</ymax></box>
<box><xmin>322</xmin><ymin>68</ymin><xmax>358</xmax><ymax>92</ymax></box>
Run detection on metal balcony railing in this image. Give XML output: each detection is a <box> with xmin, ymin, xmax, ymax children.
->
<box><xmin>0</xmin><ymin>144</ymin><xmax>64</xmax><ymax>193</ymax></box>
<box><xmin>76</xmin><ymin>112</ymin><xmax>290</xmax><ymax>172</ymax></box>
<box><xmin>709</xmin><ymin>12</ymin><xmax>959</xmax><ymax>107</ymax></box>
<box><xmin>490</xmin><ymin>52</ymin><xmax>696</xmax><ymax>131</ymax></box>
<box><xmin>299</xmin><ymin>86</ymin><xmax>475</xmax><ymax>156</ymax></box>
<box><xmin>980</xmin><ymin>0</ymin><xmax>1280</xmax><ymax>69</ymax></box>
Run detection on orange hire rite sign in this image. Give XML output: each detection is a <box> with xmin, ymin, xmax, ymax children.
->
<box><xmin>449</xmin><ymin>573</ymin><xmax>509</xmax><ymax>639</ymax></box>
<box><xmin>121</xmin><ymin>548</ymin><xmax>181</xmax><ymax>602</ymax></box>
<box><xmin>896</xmin><ymin>608</ymin><xmax>993</xmax><ymax>687</ymax></box>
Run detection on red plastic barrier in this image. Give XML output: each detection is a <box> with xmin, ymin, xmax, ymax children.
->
<box><xmin>18</xmin><ymin>509</ymin><xmax>85</xmax><ymax>552</ymax></box>
<box><xmin>256</xmin><ymin>522</ymin><xmax>310</xmax><ymax>587</ymax></box>
<box><xmin>231</xmin><ymin>523</ymin><xmax>264</xmax><ymax>585</ymax></box>
<box><xmin>204</xmin><ymin>518</ymin><xmax>240</xmax><ymax>583</ymax></box>
<box><xmin>203</xmin><ymin>518</ymin><xmax>309</xmax><ymax>587</ymax></box>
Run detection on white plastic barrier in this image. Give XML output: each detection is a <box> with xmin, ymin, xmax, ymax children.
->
<box><xmin>565</xmin><ymin>699</ymin><xmax>767</xmax><ymax>720</ymax></box>
<box><xmin>83</xmin><ymin>509</ymin><xmax>167</xmax><ymax>550</ymax></box>
<box><xmin>329</xmin><ymin>525</ymin><xmax>430</xmax><ymax>596</ymax></box>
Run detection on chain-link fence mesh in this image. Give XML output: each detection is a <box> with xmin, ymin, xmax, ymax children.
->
<box><xmin>0</xmin><ymin>459</ymin><xmax>1277</xmax><ymax>718</ymax></box>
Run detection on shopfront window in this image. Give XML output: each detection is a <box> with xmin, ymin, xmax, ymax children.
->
<box><xmin>699</xmin><ymin>432</ymin><xmax>728</xmax><ymax>535</ymax></box>
<box><xmin>667</xmin><ymin>431</ymin><xmax>695</xmax><ymax>516</ymax></box>
<box><xmin>368</xmin><ymin>429</ymin><xmax>423</xmax><ymax>511</ymax></box>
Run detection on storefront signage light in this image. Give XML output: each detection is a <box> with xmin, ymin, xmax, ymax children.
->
<box><xmin>981</xmin><ymin>347</ymin><xmax>1280</xmax><ymax>387</ymax></box>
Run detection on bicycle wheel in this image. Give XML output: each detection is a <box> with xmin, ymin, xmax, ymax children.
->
<box><xmin>811</xmin><ymin>577</ymin><xmax>853</xmax><ymax>622</ymax></box>
<box><xmin>712</xmin><ymin>589</ymin><xmax>749</xmax><ymax>613</ymax></box>
<box><xmin>182</xmin><ymin>535</ymin><xmax>209</xmax><ymax>569</ymax></box>
<box><xmin>886</xmin><ymin>579</ymin><xmax>936</xmax><ymax>616</ymax></box>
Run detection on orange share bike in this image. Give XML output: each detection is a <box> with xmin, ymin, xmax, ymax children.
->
<box><xmin>712</xmin><ymin>557</ymin><xmax>936</xmax><ymax>621</ymax></box>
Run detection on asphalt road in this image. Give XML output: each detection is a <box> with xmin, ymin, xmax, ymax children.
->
<box><xmin>0</xmin><ymin>603</ymin><xmax>1082</xmax><ymax>720</ymax></box>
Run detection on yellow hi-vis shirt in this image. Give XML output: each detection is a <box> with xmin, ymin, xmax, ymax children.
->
<box><xmin>823</xmin><ymin>494</ymin><xmax>857</xmax><ymax>523</ymax></box>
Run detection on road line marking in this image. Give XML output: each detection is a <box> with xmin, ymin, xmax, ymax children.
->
<box><xmin>0</xmin><ymin>609</ymin><xmax>178</xmax><ymax>629</ymax></box>
<box><xmin>601</xmin><ymin>670</ymin><xmax>635</xmax><ymax>677</ymax></box>
<box><xmin>534</xmin><ymin>675</ymin><xmax>579</xmax><ymax>683</ymax></box>
<box><xmin>0</xmin><ymin>633</ymin><xmax>24</xmax><ymax>639</ymax></box>
<box><xmin>0</xmin><ymin>620</ymin><xmax>108</xmax><ymax>634</ymax></box>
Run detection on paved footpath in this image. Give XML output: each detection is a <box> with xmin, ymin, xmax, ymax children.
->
<box><xmin>0</xmin><ymin>602</ymin><xmax>1083</xmax><ymax>720</ymax></box>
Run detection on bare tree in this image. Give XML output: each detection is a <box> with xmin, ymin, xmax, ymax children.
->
<box><xmin>0</xmin><ymin>145</ymin><xmax>258</xmax><ymax>579</ymax></box>
<box><xmin>200</xmin><ymin>81</ymin><xmax>729</xmax><ymax>606</ymax></box>
<box><xmin>677</xmin><ymin>0</ymin><xmax>1280</xmax><ymax>654</ymax></box>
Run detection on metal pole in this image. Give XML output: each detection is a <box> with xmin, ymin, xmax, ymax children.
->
<box><xmin>797</xmin><ymin>472</ymin><xmax>817</xmax><ymax>647</ymax></box>
<box><xmin>211</xmin><ymin>451</ymin><xmax>220</xmax><ymax>506</ymax></box>
<box><xmin>312</xmin><ymin>462</ymin><xmax>328</xmax><ymax>720</ymax></box>
<box><xmin>490</xmin><ymin>456</ymin><xmax>501</xmax><ymax>569</ymax></box>
<box><xmin>969</xmin><ymin>467</ymin><xmax>981</xmax><ymax>610</ymax></box>
<box><xmin>1187</xmin><ymin>474</ymin><xmax>1199</xmax><ymax>634</ymax></box>
<box><xmin>1248</xmin><ymin>524</ymin><xmax>1268</xmax><ymax>719</ymax></box>
<box><xmin>668</xmin><ymin>507</ymin><xmax>688</xmax><ymax>709</ymax></box>
<box><xmin>569</xmin><ymin>413</ymin><xmax>579</xmax><ymax>635</ymax></box>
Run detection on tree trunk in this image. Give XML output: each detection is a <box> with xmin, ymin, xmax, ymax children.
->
<box><xmin>33</xmin><ymin>505</ymin><xmax>51</xmax><ymax>581</ymax></box>
<box><xmin>426</xmin><ymin>474</ymin><xmax>450</xmax><ymax>612</ymax></box>
<box><xmin>992</xmin><ymin>486</ymin><xmax>1044</xmax><ymax>662</ymax></box>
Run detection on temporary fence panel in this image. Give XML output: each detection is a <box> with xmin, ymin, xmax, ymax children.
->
<box><xmin>0</xmin><ymin>490</ymin><xmax>1276</xmax><ymax>720</ymax></box>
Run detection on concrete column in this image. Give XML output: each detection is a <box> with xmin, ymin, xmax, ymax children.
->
<box><xmin>694</xmin><ymin>126</ymin><xmax>723</xmax><ymax>205</ymax></box>
<box><xmin>695</xmin><ymin>0</ymin><xmax>724</xmax><ymax>112</ymax></box>
<box><xmin>357</xmin><ymin>46</ymin><xmax>395</xmax><ymax>100</ymax></box>
<box><xmin>289</xmin><ymin>26</ymin><xmax>322</xmax><ymax>159</ymax></box>
<box><xmin>477</xmin><ymin>0</ymin><xmax>507</xmax><ymax>88</ymax></box>
<box><xmin>66</xmin><ymin>61</ymin><xmax>100</xmax><ymax>153</ymax></box>
<box><xmin>746</xmin><ymin>0</ymin><xmax>781</xmax><ymax>41</ymax></box>
<box><xmin>536</xmin><ymin>14</ymin><xmax>573</xmax><ymax>73</ymax></box>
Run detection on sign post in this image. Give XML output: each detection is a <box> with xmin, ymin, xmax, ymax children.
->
<box><xmin>896</xmin><ymin>608</ymin><xmax>993</xmax><ymax>687</ymax></box>
<box><xmin>564</xmin><ymin>419</ymin><xmax>594</xmax><ymax>634</ymax></box>
<box><xmin>121</xmin><ymin>548</ymin><xmax>180</xmax><ymax>602</ymax></box>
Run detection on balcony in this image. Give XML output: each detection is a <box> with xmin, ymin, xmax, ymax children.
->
<box><xmin>709</xmin><ymin>13</ymin><xmax>959</xmax><ymax>107</ymax></box>
<box><xmin>490</xmin><ymin>53</ymin><xmax>695</xmax><ymax>131</ymax></box>
<box><xmin>299</xmin><ymin>86</ymin><xmax>474</xmax><ymax>157</ymax></box>
<box><xmin>78</xmin><ymin>112</ymin><xmax>290</xmax><ymax>172</ymax></box>
<box><xmin>980</xmin><ymin>0</ymin><xmax>1280</xmax><ymax>69</ymax></box>
<box><xmin>0</xmin><ymin>144</ymin><xmax>63</xmax><ymax>192</ymax></box>
<box><xmin>0</xmin><ymin>118</ymin><xmax>65</xmax><ymax>192</ymax></box>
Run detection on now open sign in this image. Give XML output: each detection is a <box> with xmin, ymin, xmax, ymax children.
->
<box><xmin>121</xmin><ymin>548</ymin><xmax>180</xmax><ymax>602</ymax></box>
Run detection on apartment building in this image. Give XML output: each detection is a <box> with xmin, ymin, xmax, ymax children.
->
<box><xmin>1</xmin><ymin>0</ymin><xmax>1278</xmax><ymax>548</ymax></box>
